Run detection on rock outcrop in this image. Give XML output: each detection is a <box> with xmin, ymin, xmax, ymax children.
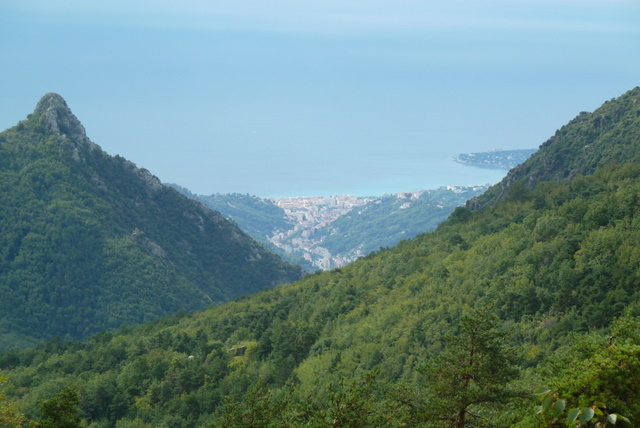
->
<box><xmin>31</xmin><ymin>93</ymin><xmax>95</xmax><ymax>149</ymax></box>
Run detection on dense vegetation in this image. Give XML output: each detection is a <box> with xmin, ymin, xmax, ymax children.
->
<box><xmin>314</xmin><ymin>185</ymin><xmax>488</xmax><ymax>257</ymax></box>
<box><xmin>168</xmin><ymin>187</ymin><xmax>291</xmax><ymax>247</ymax></box>
<box><xmin>3</xmin><ymin>159</ymin><xmax>640</xmax><ymax>426</ymax></box>
<box><xmin>0</xmin><ymin>94</ymin><xmax>301</xmax><ymax>352</ymax></box>
<box><xmin>473</xmin><ymin>87</ymin><xmax>640</xmax><ymax>208</ymax></box>
<box><xmin>1</xmin><ymin>87</ymin><xmax>640</xmax><ymax>427</ymax></box>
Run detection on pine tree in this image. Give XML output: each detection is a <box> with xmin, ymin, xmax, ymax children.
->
<box><xmin>38</xmin><ymin>387</ymin><xmax>82</xmax><ymax>428</ymax></box>
<box><xmin>422</xmin><ymin>309</ymin><xmax>520</xmax><ymax>427</ymax></box>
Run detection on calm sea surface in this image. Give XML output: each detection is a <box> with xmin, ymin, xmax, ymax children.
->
<box><xmin>251</xmin><ymin>153</ymin><xmax>509</xmax><ymax>198</ymax></box>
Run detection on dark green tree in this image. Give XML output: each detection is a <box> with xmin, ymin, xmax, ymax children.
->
<box><xmin>214</xmin><ymin>379</ymin><xmax>294</xmax><ymax>428</ymax></box>
<box><xmin>421</xmin><ymin>309</ymin><xmax>520</xmax><ymax>427</ymax></box>
<box><xmin>38</xmin><ymin>387</ymin><xmax>82</xmax><ymax>428</ymax></box>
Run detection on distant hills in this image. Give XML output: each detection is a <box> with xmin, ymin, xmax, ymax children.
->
<box><xmin>170</xmin><ymin>147</ymin><xmax>535</xmax><ymax>272</ymax></box>
<box><xmin>172</xmin><ymin>186</ymin><xmax>490</xmax><ymax>270</ymax></box>
<box><xmin>0</xmin><ymin>93</ymin><xmax>301</xmax><ymax>351</ymax></box>
<box><xmin>166</xmin><ymin>187</ymin><xmax>304</xmax><ymax>263</ymax></box>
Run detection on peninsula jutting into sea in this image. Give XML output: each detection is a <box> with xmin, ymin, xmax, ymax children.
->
<box><xmin>454</xmin><ymin>148</ymin><xmax>537</xmax><ymax>169</ymax></box>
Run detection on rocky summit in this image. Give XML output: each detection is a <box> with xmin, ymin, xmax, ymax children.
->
<box><xmin>31</xmin><ymin>93</ymin><xmax>93</xmax><ymax>146</ymax></box>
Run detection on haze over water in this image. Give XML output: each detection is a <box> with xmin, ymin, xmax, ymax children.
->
<box><xmin>235</xmin><ymin>150</ymin><xmax>509</xmax><ymax>198</ymax></box>
<box><xmin>1</xmin><ymin>1</ymin><xmax>639</xmax><ymax>197</ymax></box>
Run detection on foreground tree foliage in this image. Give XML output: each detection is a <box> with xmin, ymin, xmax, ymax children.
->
<box><xmin>38</xmin><ymin>387</ymin><xmax>82</xmax><ymax>428</ymax></box>
<box><xmin>523</xmin><ymin>313</ymin><xmax>640</xmax><ymax>428</ymax></box>
<box><xmin>421</xmin><ymin>309</ymin><xmax>520</xmax><ymax>427</ymax></box>
<box><xmin>215</xmin><ymin>371</ymin><xmax>384</xmax><ymax>428</ymax></box>
<box><xmin>0</xmin><ymin>376</ymin><xmax>30</xmax><ymax>427</ymax></box>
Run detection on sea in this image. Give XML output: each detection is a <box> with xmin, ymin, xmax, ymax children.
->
<box><xmin>240</xmin><ymin>153</ymin><xmax>510</xmax><ymax>198</ymax></box>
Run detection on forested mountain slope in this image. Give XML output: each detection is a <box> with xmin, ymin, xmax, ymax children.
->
<box><xmin>312</xmin><ymin>185</ymin><xmax>489</xmax><ymax>263</ymax></box>
<box><xmin>2</xmin><ymin>88</ymin><xmax>640</xmax><ymax>427</ymax></box>
<box><xmin>472</xmin><ymin>86</ymin><xmax>640</xmax><ymax>209</ymax></box>
<box><xmin>167</xmin><ymin>187</ymin><xmax>292</xmax><ymax>249</ymax></box>
<box><xmin>165</xmin><ymin>187</ymin><xmax>312</xmax><ymax>268</ymax></box>
<box><xmin>0</xmin><ymin>94</ymin><xmax>301</xmax><ymax>352</ymax></box>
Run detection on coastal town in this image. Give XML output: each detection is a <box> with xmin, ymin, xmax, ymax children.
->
<box><xmin>268</xmin><ymin>195</ymin><xmax>374</xmax><ymax>269</ymax></box>
<box><xmin>266</xmin><ymin>185</ymin><xmax>488</xmax><ymax>270</ymax></box>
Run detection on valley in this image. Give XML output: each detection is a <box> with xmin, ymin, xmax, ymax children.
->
<box><xmin>268</xmin><ymin>194</ymin><xmax>373</xmax><ymax>269</ymax></box>
<box><xmin>176</xmin><ymin>185</ymin><xmax>491</xmax><ymax>271</ymax></box>
<box><xmin>2</xmin><ymin>87</ymin><xmax>640</xmax><ymax>427</ymax></box>
<box><xmin>267</xmin><ymin>185</ymin><xmax>490</xmax><ymax>269</ymax></box>
<box><xmin>175</xmin><ymin>149</ymin><xmax>527</xmax><ymax>271</ymax></box>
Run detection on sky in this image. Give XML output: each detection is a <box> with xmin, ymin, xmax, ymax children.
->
<box><xmin>1</xmin><ymin>1</ymin><xmax>639</xmax><ymax>197</ymax></box>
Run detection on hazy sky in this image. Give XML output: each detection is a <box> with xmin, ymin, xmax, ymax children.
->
<box><xmin>1</xmin><ymin>1</ymin><xmax>639</xmax><ymax>197</ymax></box>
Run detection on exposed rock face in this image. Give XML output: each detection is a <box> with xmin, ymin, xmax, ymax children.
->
<box><xmin>32</xmin><ymin>93</ymin><xmax>165</xmax><ymax>192</ymax></box>
<box><xmin>31</xmin><ymin>92</ymin><xmax>97</xmax><ymax>150</ymax></box>
<box><xmin>117</xmin><ymin>156</ymin><xmax>164</xmax><ymax>192</ymax></box>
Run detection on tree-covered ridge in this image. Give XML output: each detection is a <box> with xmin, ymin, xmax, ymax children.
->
<box><xmin>0</xmin><ymin>94</ymin><xmax>301</xmax><ymax>352</ymax></box>
<box><xmin>3</xmin><ymin>88</ymin><xmax>640</xmax><ymax>427</ymax></box>
<box><xmin>313</xmin><ymin>185</ymin><xmax>489</xmax><ymax>260</ymax></box>
<box><xmin>472</xmin><ymin>86</ymin><xmax>640</xmax><ymax>209</ymax></box>
<box><xmin>167</xmin><ymin>187</ymin><xmax>292</xmax><ymax>245</ymax></box>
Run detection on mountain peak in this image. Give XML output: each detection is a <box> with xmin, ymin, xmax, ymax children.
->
<box><xmin>32</xmin><ymin>93</ymin><xmax>90</xmax><ymax>146</ymax></box>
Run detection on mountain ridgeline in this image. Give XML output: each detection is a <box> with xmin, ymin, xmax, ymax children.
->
<box><xmin>471</xmin><ymin>89</ymin><xmax>640</xmax><ymax>209</ymax></box>
<box><xmin>2</xmin><ymin>87</ymin><xmax>640</xmax><ymax>427</ymax></box>
<box><xmin>0</xmin><ymin>94</ymin><xmax>301</xmax><ymax>351</ymax></box>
